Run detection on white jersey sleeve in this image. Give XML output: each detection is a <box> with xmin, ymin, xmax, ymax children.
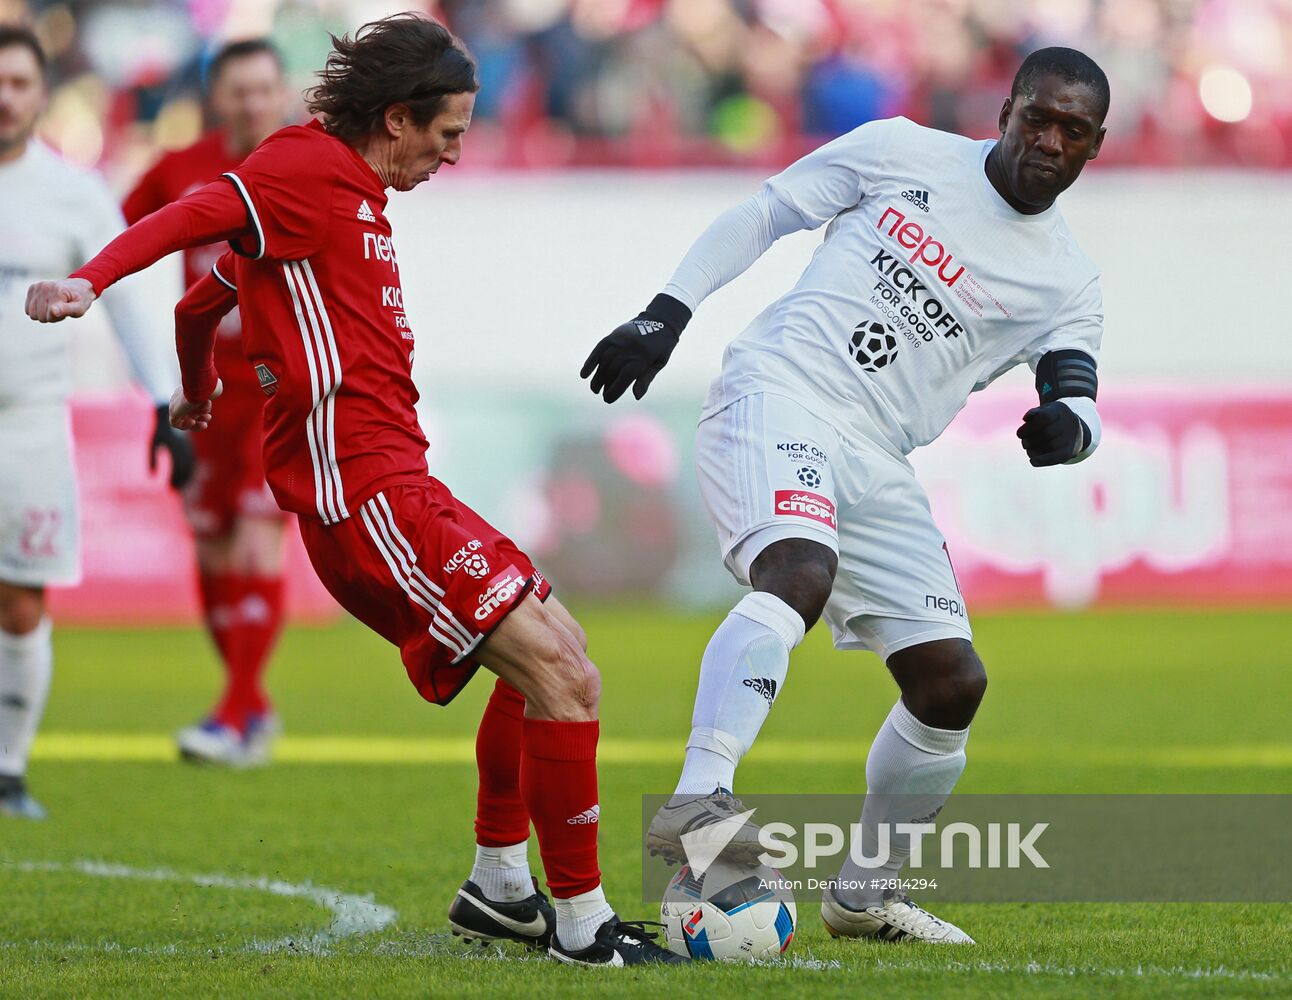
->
<box><xmin>764</xmin><ymin>117</ymin><xmax>906</xmax><ymax>227</ymax></box>
<box><xmin>74</xmin><ymin>174</ymin><xmax>177</xmax><ymax>404</ymax></box>
<box><xmin>660</xmin><ymin>117</ymin><xmax>907</xmax><ymax>314</ymax></box>
<box><xmin>662</xmin><ymin>188</ymin><xmax>809</xmax><ymax>312</ymax></box>
<box><xmin>1031</xmin><ymin>274</ymin><xmax>1103</xmax><ymax>462</ymax></box>
<box><xmin>974</xmin><ymin>272</ymin><xmax>1103</xmax><ymax>392</ymax></box>
<box><xmin>1024</xmin><ymin>273</ymin><xmax>1103</xmax><ymax>370</ymax></box>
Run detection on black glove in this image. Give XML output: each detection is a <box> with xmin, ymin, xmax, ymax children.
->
<box><xmin>1016</xmin><ymin>402</ymin><xmax>1090</xmax><ymax>467</ymax></box>
<box><xmin>150</xmin><ymin>403</ymin><xmax>195</xmax><ymax>489</ymax></box>
<box><xmin>581</xmin><ymin>293</ymin><xmax>691</xmax><ymax>403</ymax></box>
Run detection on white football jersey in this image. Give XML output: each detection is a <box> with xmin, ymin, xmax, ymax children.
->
<box><xmin>702</xmin><ymin>117</ymin><xmax>1102</xmax><ymax>455</ymax></box>
<box><xmin>0</xmin><ymin>141</ymin><xmax>173</xmax><ymax>407</ymax></box>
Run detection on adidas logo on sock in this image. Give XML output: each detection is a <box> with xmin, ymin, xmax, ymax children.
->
<box><xmin>901</xmin><ymin>188</ymin><xmax>930</xmax><ymax>212</ymax></box>
<box><xmin>742</xmin><ymin>677</ymin><xmax>778</xmax><ymax>705</ymax></box>
<box><xmin>566</xmin><ymin>805</ymin><xmax>600</xmax><ymax>825</ymax></box>
<box><xmin>356</xmin><ymin>200</ymin><xmax>376</xmax><ymax>222</ymax></box>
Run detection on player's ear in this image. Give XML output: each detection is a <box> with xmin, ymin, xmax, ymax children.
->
<box><xmin>998</xmin><ymin>97</ymin><xmax>1012</xmax><ymax>135</ymax></box>
<box><xmin>383</xmin><ymin>102</ymin><xmax>410</xmax><ymax>139</ymax></box>
<box><xmin>1088</xmin><ymin>125</ymin><xmax>1106</xmax><ymax>160</ymax></box>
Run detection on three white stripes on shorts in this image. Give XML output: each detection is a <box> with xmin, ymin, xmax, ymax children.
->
<box><xmin>359</xmin><ymin>492</ymin><xmax>482</xmax><ymax>662</ymax></box>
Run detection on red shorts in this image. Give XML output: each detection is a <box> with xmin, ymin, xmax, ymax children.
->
<box><xmin>182</xmin><ymin>377</ymin><xmax>286</xmax><ymax>538</ymax></box>
<box><xmin>297</xmin><ymin>481</ymin><xmax>551</xmax><ymax>705</ymax></box>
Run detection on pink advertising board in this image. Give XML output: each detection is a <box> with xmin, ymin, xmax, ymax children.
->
<box><xmin>44</xmin><ymin>388</ymin><xmax>1292</xmax><ymax>622</ymax></box>
<box><xmin>917</xmin><ymin>388</ymin><xmax>1292</xmax><ymax>608</ymax></box>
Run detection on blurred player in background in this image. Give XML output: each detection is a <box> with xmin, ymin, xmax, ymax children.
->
<box><xmin>123</xmin><ymin>39</ymin><xmax>293</xmax><ymax>768</ymax></box>
<box><xmin>27</xmin><ymin>14</ymin><xmax>683</xmax><ymax>966</ymax></box>
<box><xmin>0</xmin><ymin>26</ymin><xmax>190</xmax><ymax>819</ymax></box>
<box><xmin>587</xmin><ymin>47</ymin><xmax>1110</xmax><ymax>944</ymax></box>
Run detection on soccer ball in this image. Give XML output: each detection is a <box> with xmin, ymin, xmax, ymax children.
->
<box><xmin>796</xmin><ymin>466</ymin><xmax>821</xmax><ymax>488</ymax></box>
<box><xmin>660</xmin><ymin>860</ymin><xmax>796</xmax><ymax>962</ymax></box>
<box><xmin>850</xmin><ymin>320</ymin><xmax>899</xmax><ymax>371</ymax></box>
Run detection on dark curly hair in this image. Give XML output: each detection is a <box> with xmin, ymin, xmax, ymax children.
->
<box><xmin>1012</xmin><ymin>47</ymin><xmax>1110</xmax><ymax>122</ymax></box>
<box><xmin>306</xmin><ymin>13</ymin><xmax>477</xmax><ymax>143</ymax></box>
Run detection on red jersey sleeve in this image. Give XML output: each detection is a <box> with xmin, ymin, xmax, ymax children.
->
<box><xmin>71</xmin><ymin>181</ymin><xmax>249</xmax><ymax>295</ymax></box>
<box><xmin>175</xmin><ymin>252</ymin><xmax>239</xmax><ymax>401</ymax></box>
<box><xmin>221</xmin><ymin>125</ymin><xmax>337</xmax><ymax>261</ymax></box>
<box><xmin>121</xmin><ymin>157</ymin><xmax>170</xmax><ymax>225</ymax></box>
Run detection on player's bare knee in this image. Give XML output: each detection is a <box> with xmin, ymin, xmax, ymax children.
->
<box><xmin>750</xmin><ymin>538</ymin><xmax>837</xmax><ymax>630</ymax></box>
<box><xmin>528</xmin><ymin>630</ymin><xmax>599</xmax><ymax>722</ymax></box>
<box><xmin>0</xmin><ymin>584</ymin><xmax>44</xmax><ymax>635</ymax></box>
<box><xmin>942</xmin><ymin>649</ymin><xmax>987</xmax><ymax>720</ymax></box>
<box><xmin>571</xmin><ymin>652</ymin><xmax>601</xmax><ymax>713</ymax></box>
<box><xmin>889</xmin><ymin>639</ymin><xmax>986</xmax><ymax>730</ymax></box>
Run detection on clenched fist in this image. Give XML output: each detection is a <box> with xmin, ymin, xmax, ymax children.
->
<box><xmin>25</xmin><ymin>277</ymin><xmax>97</xmax><ymax>322</ymax></box>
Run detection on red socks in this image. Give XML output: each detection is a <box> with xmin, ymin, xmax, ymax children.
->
<box><xmin>475</xmin><ymin>679</ymin><xmax>530</xmax><ymax>847</ymax></box>
<box><xmin>474</xmin><ymin>681</ymin><xmax>603</xmax><ymax>900</ymax></box>
<box><xmin>198</xmin><ymin>571</ymin><xmax>284</xmax><ymax>731</ymax></box>
<box><xmin>520</xmin><ymin>716</ymin><xmax>602</xmax><ymax>899</ymax></box>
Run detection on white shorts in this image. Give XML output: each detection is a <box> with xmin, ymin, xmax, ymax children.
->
<box><xmin>695</xmin><ymin>392</ymin><xmax>971</xmax><ymax>660</ymax></box>
<box><xmin>0</xmin><ymin>402</ymin><xmax>80</xmax><ymax>587</ymax></box>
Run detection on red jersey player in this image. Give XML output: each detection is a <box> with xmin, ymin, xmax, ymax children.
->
<box><xmin>122</xmin><ymin>39</ymin><xmax>292</xmax><ymax>767</ymax></box>
<box><xmin>26</xmin><ymin>14</ymin><xmax>683</xmax><ymax>966</ymax></box>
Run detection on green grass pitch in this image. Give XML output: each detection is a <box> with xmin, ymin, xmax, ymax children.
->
<box><xmin>2</xmin><ymin>606</ymin><xmax>1289</xmax><ymax>998</ymax></box>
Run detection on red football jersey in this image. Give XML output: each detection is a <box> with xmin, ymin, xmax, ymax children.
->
<box><xmin>123</xmin><ymin>130</ymin><xmax>253</xmax><ymax>390</ymax></box>
<box><xmin>221</xmin><ymin>121</ymin><xmax>428</xmax><ymax>524</ymax></box>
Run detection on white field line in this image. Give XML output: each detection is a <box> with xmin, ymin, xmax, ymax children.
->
<box><xmin>1</xmin><ymin>879</ymin><xmax>1284</xmax><ymax>983</ymax></box>
<box><xmin>29</xmin><ymin>732</ymin><xmax>1292</xmax><ymax>769</ymax></box>
<box><xmin>7</xmin><ymin>859</ymin><xmax>396</xmax><ymax>955</ymax></box>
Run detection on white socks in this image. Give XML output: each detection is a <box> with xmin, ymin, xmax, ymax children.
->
<box><xmin>470</xmin><ymin>840</ymin><xmax>534</xmax><ymax>903</ymax></box>
<box><xmin>471</xmin><ymin>843</ymin><xmax>614</xmax><ymax>952</ymax></box>
<box><xmin>834</xmin><ymin>699</ymin><xmax>968</xmax><ymax>908</ymax></box>
<box><xmin>553</xmin><ymin>885</ymin><xmax>615</xmax><ymax>951</ymax></box>
<box><xmin>0</xmin><ymin>619</ymin><xmax>53</xmax><ymax>779</ymax></box>
<box><xmin>675</xmin><ymin>592</ymin><xmax>805</xmax><ymax>795</ymax></box>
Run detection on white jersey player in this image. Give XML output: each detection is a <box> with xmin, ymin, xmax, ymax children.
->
<box><xmin>0</xmin><ymin>27</ymin><xmax>188</xmax><ymax>819</ymax></box>
<box><xmin>584</xmin><ymin>47</ymin><xmax>1111</xmax><ymax>943</ymax></box>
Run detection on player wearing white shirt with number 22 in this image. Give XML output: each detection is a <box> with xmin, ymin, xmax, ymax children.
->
<box><xmin>0</xmin><ymin>28</ymin><xmax>188</xmax><ymax>820</ymax></box>
<box><xmin>583</xmin><ymin>47</ymin><xmax>1110</xmax><ymax>944</ymax></box>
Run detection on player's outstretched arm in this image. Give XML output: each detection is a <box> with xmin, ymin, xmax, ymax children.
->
<box><xmin>25</xmin><ymin>181</ymin><xmax>249</xmax><ymax>325</ymax></box>
<box><xmin>583</xmin><ymin>188</ymin><xmax>809</xmax><ymax>403</ymax></box>
<box><xmin>25</xmin><ymin>277</ymin><xmax>97</xmax><ymax>323</ymax></box>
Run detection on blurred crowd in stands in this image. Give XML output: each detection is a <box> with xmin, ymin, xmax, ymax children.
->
<box><xmin>6</xmin><ymin>0</ymin><xmax>1292</xmax><ymax>181</ymax></box>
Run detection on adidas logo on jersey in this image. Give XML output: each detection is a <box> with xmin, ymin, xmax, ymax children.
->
<box><xmin>356</xmin><ymin>200</ymin><xmax>376</xmax><ymax>222</ymax></box>
<box><xmin>742</xmin><ymin>677</ymin><xmax>778</xmax><ymax>705</ymax></box>
<box><xmin>901</xmin><ymin>188</ymin><xmax>930</xmax><ymax>212</ymax></box>
<box><xmin>567</xmin><ymin>805</ymin><xmax>600</xmax><ymax>825</ymax></box>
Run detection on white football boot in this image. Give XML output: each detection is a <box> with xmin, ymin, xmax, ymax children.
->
<box><xmin>822</xmin><ymin>887</ymin><xmax>974</xmax><ymax>943</ymax></box>
<box><xmin>646</xmin><ymin>789</ymin><xmax>764</xmax><ymax>865</ymax></box>
<box><xmin>177</xmin><ymin>719</ymin><xmax>248</xmax><ymax>766</ymax></box>
<box><xmin>177</xmin><ymin>713</ymin><xmax>280</xmax><ymax>768</ymax></box>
